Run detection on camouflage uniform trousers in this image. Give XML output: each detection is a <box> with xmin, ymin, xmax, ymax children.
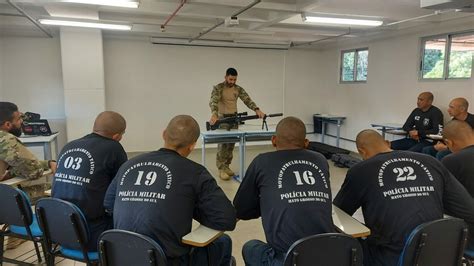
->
<box><xmin>216</xmin><ymin>122</ymin><xmax>238</xmax><ymax>170</ymax></box>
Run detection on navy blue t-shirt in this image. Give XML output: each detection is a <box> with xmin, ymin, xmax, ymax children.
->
<box><xmin>442</xmin><ymin>145</ymin><xmax>474</xmax><ymax>198</ymax></box>
<box><xmin>105</xmin><ymin>148</ymin><xmax>236</xmax><ymax>258</ymax></box>
<box><xmin>402</xmin><ymin>106</ymin><xmax>444</xmax><ymax>138</ymax></box>
<box><xmin>52</xmin><ymin>133</ymin><xmax>127</xmax><ymax>221</ymax></box>
<box><xmin>334</xmin><ymin>151</ymin><xmax>474</xmax><ymax>266</ymax></box>
<box><xmin>234</xmin><ymin>149</ymin><xmax>334</xmax><ymax>254</ymax></box>
<box><xmin>459</xmin><ymin>113</ymin><xmax>474</xmax><ymax>128</ymax></box>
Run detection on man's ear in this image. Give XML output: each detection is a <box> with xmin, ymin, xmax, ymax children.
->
<box><xmin>271</xmin><ymin>135</ymin><xmax>277</xmax><ymax>147</ymax></box>
<box><xmin>0</xmin><ymin>121</ymin><xmax>11</xmax><ymax>131</ymax></box>
<box><xmin>444</xmin><ymin>138</ymin><xmax>453</xmax><ymax>150</ymax></box>
<box><xmin>189</xmin><ymin>142</ymin><xmax>197</xmax><ymax>152</ymax></box>
<box><xmin>303</xmin><ymin>139</ymin><xmax>309</xmax><ymax>149</ymax></box>
<box><xmin>111</xmin><ymin>133</ymin><xmax>122</xmax><ymax>141</ymax></box>
<box><xmin>357</xmin><ymin>147</ymin><xmax>367</xmax><ymax>160</ymax></box>
<box><xmin>162</xmin><ymin>130</ymin><xmax>166</xmax><ymax>141</ymax></box>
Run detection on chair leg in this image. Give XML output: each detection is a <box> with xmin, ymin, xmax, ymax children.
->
<box><xmin>0</xmin><ymin>234</ymin><xmax>4</xmax><ymax>265</ymax></box>
<box><xmin>40</xmin><ymin>241</ymin><xmax>50</xmax><ymax>265</ymax></box>
<box><xmin>32</xmin><ymin>240</ymin><xmax>42</xmax><ymax>263</ymax></box>
<box><xmin>206</xmin><ymin>246</ymin><xmax>212</xmax><ymax>266</ymax></box>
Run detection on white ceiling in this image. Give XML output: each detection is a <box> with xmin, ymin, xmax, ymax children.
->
<box><xmin>0</xmin><ymin>0</ymin><xmax>473</xmax><ymax>48</ymax></box>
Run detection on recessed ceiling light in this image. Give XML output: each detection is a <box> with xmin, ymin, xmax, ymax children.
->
<box><xmin>62</xmin><ymin>0</ymin><xmax>139</xmax><ymax>8</ymax></box>
<box><xmin>303</xmin><ymin>15</ymin><xmax>383</xmax><ymax>27</ymax></box>
<box><xmin>39</xmin><ymin>19</ymin><xmax>132</xmax><ymax>30</ymax></box>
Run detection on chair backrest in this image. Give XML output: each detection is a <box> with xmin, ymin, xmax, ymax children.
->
<box><xmin>35</xmin><ymin>198</ymin><xmax>90</xmax><ymax>251</ymax></box>
<box><xmin>283</xmin><ymin>233</ymin><xmax>363</xmax><ymax>266</ymax></box>
<box><xmin>98</xmin><ymin>229</ymin><xmax>167</xmax><ymax>266</ymax></box>
<box><xmin>398</xmin><ymin>218</ymin><xmax>468</xmax><ymax>266</ymax></box>
<box><xmin>0</xmin><ymin>184</ymin><xmax>34</xmax><ymax>227</ymax></box>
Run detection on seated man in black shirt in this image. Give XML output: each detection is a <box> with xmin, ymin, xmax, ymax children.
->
<box><xmin>234</xmin><ymin>117</ymin><xmax>334</xmax><ymax>266</ymax></box>
<box><xmin>391</xmin><ymin>92</ymin><xmax>443</xmax><ymax>152</ymax></box>
<box><xmin>52</xmin><ymin>111</ymin><xmax>128</xmax><ymax>251</ymax></box>
<box><xmin>442</xmin><ymin>120</ymin><xmax>474</xmax><ymax>198</ymax></box>
<box><xmin>334</xmin><ymin>129</ymin><xmax>474</xmax><ymax>266</ymax></box>
<box><xmin>423</xmin><ymin>97</ymin><xmax>474</xmax><ymax>160</ymax></box>
<box><xmin>104</xmin><ymin>115</ymin><xmax>236</xmax><ymax>266</ymax></box>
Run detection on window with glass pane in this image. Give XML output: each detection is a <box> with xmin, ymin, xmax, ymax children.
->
<box><xmin>422</xmin><ymin>38</ymin><xmax>446</xmax><ymax>79</ymax></box>
<box><xmin>356</xmin><ymin>50</ymin><xmax>368</xmax><ymax>81</ymax></box>
<box><xmin>342</xmin><ymin>51</ymin><xmax>355</xmax><ymax>81</ymax></box>
<box><xmin>448</xmin><ymin>34</ymin><xmax>474</xmax><ymax>78</ymax></box>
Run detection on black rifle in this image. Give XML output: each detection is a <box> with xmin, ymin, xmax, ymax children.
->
<box><xmin>206</xmin><ymin>112</ymin><xmax>283</xmax><ymax>131</ymax></box>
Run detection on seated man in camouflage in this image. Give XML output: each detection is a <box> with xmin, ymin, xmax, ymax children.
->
<box><xmin>0</xmin><ymin>101</ymin><xmax>57</xmax><ymax>248</ymax></box>
<box><xmin>0</xmin><ymin>101</ymin><xmax>56</xmax><ymax>183</ymax></box>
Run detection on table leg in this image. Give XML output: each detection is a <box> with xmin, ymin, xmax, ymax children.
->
<box><xmin>321</xmin><ymin>121</ymin><xmax>326</xmax><ymax>144</ymax></box>
<box><xmin>201</xmin><ymin>136</ymin><xmax>206</xmax><ymax>167</ymax></box>
<box><xmin>336</xmin><ymin>120</ymin><xmax>341</xmax><ymax>147</ymax></box>
<box><xmin>43</xmin><ymin>142</ymin><xmax>52</xmax><ymax>160</ymax></box>
<box><xmin>381</xmin><ymin>126</ymin><xmax>386</xmax><ymax>139</ymax></box>
<box><xmin>238</xmin><ymin>135</ymin><xmax>245</xmax><ymax>182</ymax></box>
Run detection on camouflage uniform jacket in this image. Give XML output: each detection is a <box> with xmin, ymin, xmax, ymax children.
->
<box><xmin>0</xmin><ymin>130</ymin><xmax>50</xmax><ymax>180</ymax></box>
<box><xmin>209</xmin><ymin>82</ymin><xmax>258</xmax><ymax>116</ymax></box>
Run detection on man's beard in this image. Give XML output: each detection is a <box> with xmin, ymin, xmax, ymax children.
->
<box><xmin>9</xmin><ymin>127</ymin><xmax>22</xmax><ymax>137</ymax></box>
<box><xmin>224</xmin><ymin>81</ymin><xmax>235</xmax><ymax>87</ymax></box>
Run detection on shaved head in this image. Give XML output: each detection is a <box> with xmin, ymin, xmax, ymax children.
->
<box><xmin>443</xmin><ymin>120</ymin><xmax>474</xmax><ymax>153</ymax></box>
<box><xmin>443</xmin><ymin>120</ymin><xmax>472</xmax><ymax>141</ymax></box>
<box><xmin>356</xmin><ymin>129</ymin><xmax>392</xmax><ymax>160</ymax></box>
<box><xmin>274</xmin><ymin>117</ymin><xmax>307</xmax><ymax>149</ymax></box>
<box><xmin>417</xmin><ymin>92</ymin><xmax>434</xmax><ymax>111</ymax></box>
<box><xmin>448</xmin><ymin>97</ymin><xmax>469</xmax><ymax>119</ymax></box>
<box><xmin>163</xmin><ymin>115</ymin><xmax>200</xmax><ymax>150</ymax></box>
<box><xmin>420</xmin><ymin>92</ymin><xmax>434</xmax><ymax>102</ymax></box>
<box><xmin>452</xmin><ymin>97</ymin><xmax>469</xmax><ymax>110</ymax></box>
<box><xmin>93</xmin><ymin>111</ymin><xmax>126</xmax><ymax>138</ymax></box>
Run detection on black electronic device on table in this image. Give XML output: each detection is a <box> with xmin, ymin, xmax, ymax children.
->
<box><xmin>22</xmin><ymin>119</ymin><xmax>55</xmax><ymax>136</ymax></box>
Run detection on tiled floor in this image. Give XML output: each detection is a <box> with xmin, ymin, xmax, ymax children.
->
<box><xmin>3</xmin><ymin>145</ymin><xmax>362</xmax><ymax>265</ymax></box>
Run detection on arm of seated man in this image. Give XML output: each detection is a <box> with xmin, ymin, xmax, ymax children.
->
<box><xmin>194</xmin><ymin>169</ymin><xmax>237</xmax><ymax>231</ymax></box>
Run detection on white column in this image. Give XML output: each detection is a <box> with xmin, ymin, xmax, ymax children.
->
<box><xmin>47</xmin><ymin>6</ymin><xmax>106</xmax><ymax>141</ymax></box>
<box><xmin>60</xmin><ymin>27</ymin><xmax>105</xmax><ymax>141</ymax></box>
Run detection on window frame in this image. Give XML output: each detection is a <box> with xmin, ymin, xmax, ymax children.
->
<box><xmin>339</xmin><ymin>47</ymin><xmax>369</xmax><ymax>83</ymax></box>
<box><xmin>420</xmin><ymin>30</ymin><xmax>474</xmax><ymax>80</ymax></box>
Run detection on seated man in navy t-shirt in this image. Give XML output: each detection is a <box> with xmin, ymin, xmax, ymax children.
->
<box><xmin>52</xmin><ymin>111</ymin><xmax>127</xmax><ymax>251</ymax></box>
<box><xmin>391</xmin><ymin>92</ymin><xmax>444</xmax><ymax>152</ymax></box>
<box><xmin>234</xmin><ymin>116</ymin><xmax>334</xmax><ymax>266</ymax></box>
<box><xmin>104</xmin><ymin>115</ymin><xmax>236</xmax><ymax>266</ymax></box>
<box><xmin>334</xmin><ymin>129</ymin><xmax>474</xmax><ymax>266</ymax></box>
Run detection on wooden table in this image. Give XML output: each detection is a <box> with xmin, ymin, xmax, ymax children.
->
<box><xmin>332</xmin><ymin>205</ymin><xmax>371</xmax><ymax>238</ymax></box>
<box><xmin>181</xmin><ymin>205</ymin><xmax>371</xmax><ymax>248</ymax></box>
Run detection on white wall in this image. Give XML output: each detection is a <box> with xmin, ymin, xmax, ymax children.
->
<box><xmin>312</xmin><ymin>18</ymin><xmax>474</xmax><ymax>151</ymax></box>
<box><xmin>104</xmin><ymin>38</ymin><xmax>289</xmax><ymax>152</ymax></box>
<box><xmin>0</xmin><ymin>36</ymin><xmax>68</xmax><ymax>151</ymax></box>
<box><xmin>1</xmin><ymin>17</ymin><xmax>473</xmax><ymax>154</ymax></box>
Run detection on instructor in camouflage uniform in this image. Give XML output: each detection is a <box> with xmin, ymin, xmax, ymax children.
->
<box><xmin>209</xmin><ymin>68</ymin><xmax>265</xmax><ymax>180</ymax></box>
<box><xmin>0</xmin><ymin>102</ymin><xmax>56</xmax><ymax>183</ymax></box>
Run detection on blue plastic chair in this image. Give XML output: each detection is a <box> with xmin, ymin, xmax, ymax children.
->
<box><xmin>98</xmin><ymin>229</ymin><xmax>168</xmax><ymax>266</ymax></box>
<box><xmin>283</xmin><ymin>233</ymin><xmax>363</xmax><ymax>266</ymax></box>
<box><xmin>0</xmin><ymin>184</ymin><xmax>45</xmax><ymax>265</ymax></box>
<box><xmin>35</xmin><ymin>198</ymin><xmax>99</xmax><ymax>266</ymax></box>
<box><xmin>398</xmin><ymin>218</ymin><xmax>468</xmax><ymax>266</ymax></box>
